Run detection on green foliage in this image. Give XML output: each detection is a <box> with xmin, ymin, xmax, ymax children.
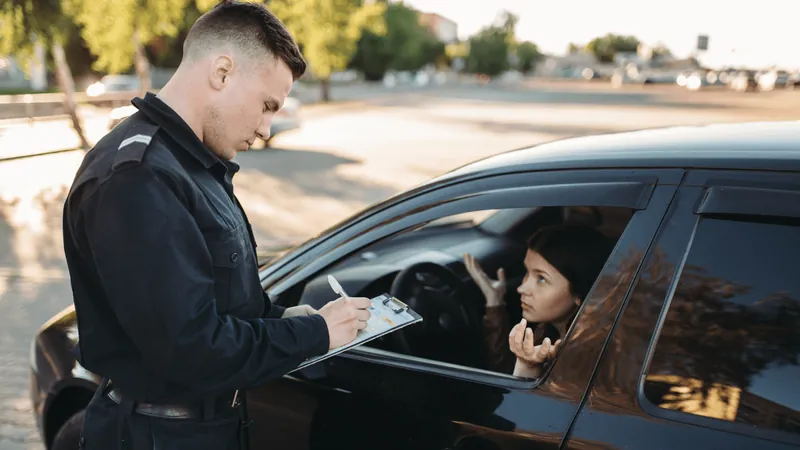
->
<box><xmin>516</xmin><ymin>41</ymin><xmax>542</xmax><ymax>73</ymax></box>
<box><xmin>145</xmin><ymin>3</ymin><xmax>203</xmax><ymax>68</ymax></box>
<box><xmin>63</xmin><ymin>0</ymin><xmax>190</xmax><ymax>74</ymax></box>
<box><xmin>466</xmin><ymin>30</ymin><xmax>507</xmax><ymax>76</ymax></box>
<box><xmin>195</xmin><ymin>0</ymin><xmax>220</xmax><ymax>12</ymax></box>
<box><xmin>269</xmin><ymin>0</ymin><xmax>386</xmax><ymax>80</ymax></box>
<box><xmin>349</xmin><ymin>2</ymin><xmax>445</xmax><ymax>81</ymax></box>
<box><xmin>0</xmin><ymin>0</ymin><xmax>73</xmax><ymax>68</ymax></box>
<box><xmin>586</xmin><ymin>33</ymin><xmax>639</xmax><ymax>63</ymax></box>
<box><xmin>465</xmin><ymin>11</ymin><xmax>518</xmax><ymax>77</ymax></box>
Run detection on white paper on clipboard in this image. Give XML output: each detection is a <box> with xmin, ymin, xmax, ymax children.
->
<box><xmin>290</xmin><ymin>293</ymin><xmax>423</xmax><ymax>372</ymax></box>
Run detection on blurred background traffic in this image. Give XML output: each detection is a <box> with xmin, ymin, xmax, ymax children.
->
<box><xmin>0</xmin><ymin>0</ymin><xmax>798</xmax><ymax>448</ymax></box>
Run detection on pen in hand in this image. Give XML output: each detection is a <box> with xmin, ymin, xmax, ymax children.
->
<box><xmin>327</xmin><ymin>274</ymin><xmax>349</xmax><ymax>298</ymax></box>
<box><xmin>328</xmin><ymin>274</ymin><xmax>371</xmax><ymax>313</ymax></box>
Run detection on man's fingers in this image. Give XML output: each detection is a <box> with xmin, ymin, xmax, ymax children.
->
<box><xmin>349</xmin><ymin>297</ymin><xmax>372</xmax><ymax>309</ymax></box>
<box><xmin>355</xmin><ymin>309</ymin><xmax>371</xmax><ymax>322</ymax></box>
<box><xmin>497</xmin><ymin>267</ymin><xmax>506</xmax><ymax>284</ymax></box>
<box><xmin>356</xmin><ymin>319</ymin><xmax>368</xmax><ymax>330</ymax></box>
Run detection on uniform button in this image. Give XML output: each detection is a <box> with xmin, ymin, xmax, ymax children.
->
<box><xmin>230</xmin><ymin>252</ymin><xmax>239</xmax><ymax>263</ymax></box>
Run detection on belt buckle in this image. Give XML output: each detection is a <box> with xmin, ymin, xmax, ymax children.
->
<box><xmin>231</xmin><ymin>390</ymin><xmax>240</xmax><ymax>408</ymax></box>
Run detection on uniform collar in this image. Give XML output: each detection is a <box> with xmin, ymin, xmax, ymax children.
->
<box><xmin>131</xmin><ymin>92</ymin><xmax>220</xmax><ymax>170</ymax></box>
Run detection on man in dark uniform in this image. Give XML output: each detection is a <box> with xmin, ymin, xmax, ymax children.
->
<box><xmin>61</xmin><ymin>2</ymin><xmax>371</xmax><ymax>449</ymax></box>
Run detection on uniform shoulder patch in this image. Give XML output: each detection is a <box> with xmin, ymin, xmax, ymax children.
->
<box><xmin>111</xmin><ymin>120</ymin><xmax>161</xmax><ymax>171</ymax></box>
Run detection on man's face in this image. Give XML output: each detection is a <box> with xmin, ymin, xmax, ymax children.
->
<box><xmin>204</xmin><ymin>54</ymin><xmax>293</xmax><ymax>161</ymax></box>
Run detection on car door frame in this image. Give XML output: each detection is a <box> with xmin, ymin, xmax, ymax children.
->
<box><xmin>562</xmin><ymin>168</ymin><xmax>800</xmax><ymax>449</ymax></box>
<box><xmin>249</xmin><ymin>167</ymin><xmax>685</xmax><ymax>450</ymax></box>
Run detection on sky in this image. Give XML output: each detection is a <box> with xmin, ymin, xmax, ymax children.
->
<box><xmin>401</xmin><ymin>0</ymin><xmax>799</xmax><ymax>69</ymax></box>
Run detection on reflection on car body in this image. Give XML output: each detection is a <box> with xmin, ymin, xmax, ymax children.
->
<box><xmin>30</xmin><ymin>121</ymin><xmax>800</xmax><ymax>450</ymax></box>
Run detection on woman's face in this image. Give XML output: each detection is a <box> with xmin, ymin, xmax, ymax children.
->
<box><xmin>517</xmin><ymin>250</ymin><xmax>580</xmax><ymax>324</ymax></box>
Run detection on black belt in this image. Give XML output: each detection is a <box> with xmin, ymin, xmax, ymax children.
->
<box><xmin>106</xmin><ymin>387</ymin><xmax>240</xmax><ymax>420</ymax></box>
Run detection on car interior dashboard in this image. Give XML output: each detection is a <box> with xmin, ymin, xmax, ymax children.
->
<box><xmin>298</xmin><ymin>221</ymin><xmax>527</xmax><ymax>311</ymax></box>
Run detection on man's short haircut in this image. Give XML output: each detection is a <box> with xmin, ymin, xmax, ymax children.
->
<box><xmin>183</xmin><ymin>0</ymin><xmax>306</xmax><ymax>80</ymax></box>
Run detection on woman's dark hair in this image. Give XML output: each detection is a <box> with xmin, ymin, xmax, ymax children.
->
<box><xmin>527</xmin><ymin>224</ymin><xmax>615</xmax><ymax>343</ymax></box>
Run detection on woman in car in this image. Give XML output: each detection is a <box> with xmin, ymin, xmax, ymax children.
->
<box><xmin>464</xmin><ymin>224</ymin><xmax>614</xmax><ymax>378</ymax></box>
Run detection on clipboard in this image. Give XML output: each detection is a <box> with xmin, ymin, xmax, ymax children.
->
<box><xmin>290</xmin><ymin>294</ymin><xmax>422</xmax><ymax>372</ymax></box>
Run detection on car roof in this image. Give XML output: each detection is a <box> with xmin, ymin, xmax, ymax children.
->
<box><xmin>436</xmin><ymin>121</ymin><xmax>800</xmax><ymax>182</ymax></box>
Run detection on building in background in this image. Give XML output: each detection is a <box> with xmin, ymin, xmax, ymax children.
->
<box><xmin>418</xmin><ymin>12</ymin><xmax>458</xmax><ymax>44</ymax></box>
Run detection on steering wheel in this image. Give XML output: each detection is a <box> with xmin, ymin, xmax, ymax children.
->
<box><xmin>388</xmin><ymin>261</ymin><xmax>485</xmax><ymax>365</ymax></box>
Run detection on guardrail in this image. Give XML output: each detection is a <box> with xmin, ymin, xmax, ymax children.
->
<box><xmin>0</xmin><ymin>90</ymin><xmax>154</xmax><ymax>121</ymax></box>
<box><xmin>0</xmin><ymin>90</ymin><xmax>145</xmax><ymax>104</ymax></box>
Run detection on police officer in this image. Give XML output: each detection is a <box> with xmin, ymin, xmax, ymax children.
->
<box><xmin>62</xmin><ymin>2</ymin><xmax>372</xmax><ymax>449</ymax></box>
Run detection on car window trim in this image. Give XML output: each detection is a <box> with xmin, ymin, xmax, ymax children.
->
<box><xmin>267</xmin><ymin>179</ymin><xmax>656</xmax><ymax>296</ymax></box>
<box><xmin>697</xmin><ymin>186</ymin><xmax>800</xmax><ymax>219</ymax></box>
<box><xmin>336</xmin><ymin>345</ymin><xmax>540</xmax><ymax>390</ymax></box>
<box><xmin>261</xmin><ymin>170</ymin><xmax>665</xmax><ymax>287</ymax></box>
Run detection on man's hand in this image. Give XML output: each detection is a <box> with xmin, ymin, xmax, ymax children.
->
<box><xmin>282</xmin><ymin>305</ymin><xmax>317</xmax><ymax>318</ymax></box>
<box><xmin>317</xmin><ymin>296</ymin><xmax>372</xmax><ymax>349</ymax></box>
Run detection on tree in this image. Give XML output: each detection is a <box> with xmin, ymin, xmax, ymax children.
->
<box><xmin>145</xmin><ymin>3</ymin><xmax>205</xmax><ymax>69</ymax></box>
<box><xmin>586</xmin><ymin>33</ymin><xmax>639</xmax><ymax>64</ymax></box>
<box><xmin>1</xmin><ymin>0</ymin><xmax>91</xmax><ymax>150</ymax></box>
<box><xmin>63</xmin><ymin>0</ymin><xmax>190</xmax><ymax>96</ymax></box>
<box><xmin>516</xmin><ymin>41</ymin><xmax>542</xmax><ymax>73</ymax></box>
<box><xmin>269</xmin><ymin>0</ymin><xmax>386</xmax><ymax>102</ymax></box>
<box><xmin>349</xmin><ymin>2</ymin><xmax>445</xmax><ymax>81</ymax></box>
<box><xmin>567</xmin><ymin>42</ymin><xmax>583</xmax><ymax>54</ymax></box>
<box><xmin>465</xmin><ymin>11</ymin><xmax>517</xmax><ymax>77</ymax></box>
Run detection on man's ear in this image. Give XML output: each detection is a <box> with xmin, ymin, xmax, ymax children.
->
<box><xmin>209</xmin><ymin>55</ymin><xmax>234</xmax><ymax>91</ymax></box>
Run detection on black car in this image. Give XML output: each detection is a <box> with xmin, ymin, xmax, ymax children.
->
<box><xmin>30</xmin><ymin>121</ymin><xmax>800</xmax><ymax>450</ymax></box>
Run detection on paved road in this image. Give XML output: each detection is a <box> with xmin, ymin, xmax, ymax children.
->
<box><xmin>0</xmin><ymin>83</ymin><xmax>798</xmax><ymax>449</ymax></box>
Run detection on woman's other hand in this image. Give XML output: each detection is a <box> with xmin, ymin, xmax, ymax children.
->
<box><xmin>464</xmin><ymin>253</ymin><xmax>507</xmax><ymax>307</ymax></box>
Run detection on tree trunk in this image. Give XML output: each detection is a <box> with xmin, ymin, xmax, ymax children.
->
<box><xmin>51</xmin><ymin>42</ymin><xmax>91</xmax><ymax>150</ymax></box>
<box><xmin>133</xmin><ymin>29</ymin><xmax>151</xmax><ymax>97</ymax></box>
<box><xmin>320</xmin><ymin>78</ymin><xmax>330</xmax><ymax>103</ymax></box>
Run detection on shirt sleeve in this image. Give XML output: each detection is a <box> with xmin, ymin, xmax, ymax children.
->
<box><xmin>483</xmin><ymin>305</ymin><xmax>515</xmax><ymax>374</ymax></box>
<box><xmin>263</xmin><ymin>291</ymin><xmax>286</xmax><ymax>318</ymax></box>
<box><xmin>81</xmin><ymin>165</ymin><xmax>329</xmax><ymax>393</ymax></box>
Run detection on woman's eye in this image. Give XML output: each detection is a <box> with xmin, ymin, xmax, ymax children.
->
<box><xmin>537</xmin><ymin>275</ymin><xmax>547</xmax><ymax>284</ymax></box>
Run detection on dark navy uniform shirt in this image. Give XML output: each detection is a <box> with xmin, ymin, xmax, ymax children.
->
<box><xmin>63</xmin><ymin>93</ymin><xmax>329</xmax><ymax>402</ymax></box>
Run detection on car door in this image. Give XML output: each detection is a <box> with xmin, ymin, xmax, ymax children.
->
<box><xmin>248</xmin><ymin>168</ymin><xmax>683</xmax><ymax>450</ymax></box>
<box><xmin>563</xmin><ymin>170</ymin><xmax>800</xmax><ymax>449</ymax></box>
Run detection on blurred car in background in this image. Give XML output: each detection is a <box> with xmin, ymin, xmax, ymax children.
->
<box><xmin>107</xmin><ymin>95</ymin><xmax>302</xmax><ymax>147</ymax></box>
<box><xmin>729</xmin><ymin>70</ymin><xmax>759</xmax><ymax>92</ymax></box>
<box><xmin>85</xmin><ymin>75</ymin><xmax>139</xmax><ymax>97</ymax></box>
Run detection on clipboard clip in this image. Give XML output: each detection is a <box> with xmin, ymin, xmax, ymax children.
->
<box><xmin>382</xmin><ymin>296</ymin><xmax>408</xmax><ymax>314</ymax></box>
